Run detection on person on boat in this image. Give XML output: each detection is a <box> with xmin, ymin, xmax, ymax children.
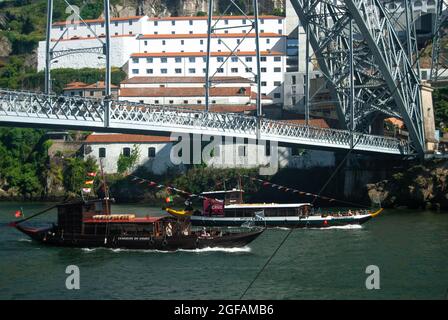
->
<box><xmin>201</xmin><ymin>227</ymin><xmax>210</xmax><ymax>237</ymax></box>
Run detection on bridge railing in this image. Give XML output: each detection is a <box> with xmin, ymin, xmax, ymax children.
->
<box><xmin>0</xmin><ymin>89</ymin><xmax>411</xmax><ymax>154</ymax></box>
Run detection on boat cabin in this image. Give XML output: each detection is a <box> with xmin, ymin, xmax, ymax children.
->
<box><xmin>56</xmin><ymin>199</ymin><xmax>187</xmax><ymax>238</ymax></box>
<box><xmin>201</xmin><ymin>189</ymin><xmax>244</xmax><ymax>205</ymax></box>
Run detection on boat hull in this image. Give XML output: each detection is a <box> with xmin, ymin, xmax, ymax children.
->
<box><xmin>15</xmin><ymin>224</ymin><xmax>262</xmax><ymax>251</ymax></box>
<box><xmin>190</xmin><ymin>214</ymin><xmax>372</xmax><ymax>228</ymax></box>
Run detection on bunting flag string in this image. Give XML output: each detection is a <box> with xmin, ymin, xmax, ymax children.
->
<box><xmin>244</xmin><ymin>175</ymin><xmax>369</xmax><ymax>208</ymax></box>
<box><xmin>127</xmin><ymin>175</ymin><xmax>222</xmax><ymax>203</ymax></box>
<box><xmin>82</xmin><ymin>172</ymin><xmax>98</xmax><ymax>194</ymax></box>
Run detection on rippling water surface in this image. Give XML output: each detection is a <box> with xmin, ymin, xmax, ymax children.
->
<box><xmin>0</xmin><ymin>202</ymin><xmax>447</xmax><ymax>299</ymax></box>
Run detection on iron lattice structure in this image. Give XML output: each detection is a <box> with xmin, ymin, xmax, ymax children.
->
<box><xmin>0</xmin><ymin>89</ymin><xmax>409</xmax><ymax>155</ymax></box>
<box><xmin>431</xmin><ymin>0</ymin><xmax>448</xmax><ymax>83</ymax></box>
<box><xmin>290</xmin><ymin>0</ymin><xmax>425</xmax><ymax>154</ymax></box>
<box><xmin>44</xmin><ymin>0</ymin><xmax>111</xmax><ymax>96</ymax></box>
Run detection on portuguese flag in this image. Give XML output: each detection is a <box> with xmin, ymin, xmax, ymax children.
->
<box><xmin>165</xmin><ymin>196</ymin><xmax>174</xmax><ymax>204</ymax></box>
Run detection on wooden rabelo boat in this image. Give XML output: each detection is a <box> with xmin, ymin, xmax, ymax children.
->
<box><xmin>11</xmin><ymin>198</ymin><xmax>264</xmax><ymax>251</ymax></box>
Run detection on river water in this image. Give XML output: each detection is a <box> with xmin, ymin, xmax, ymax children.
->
<box><xmin>0</xmin><ymin>202</ymin><xmax>447</xmax><ymax>300</ymax></box>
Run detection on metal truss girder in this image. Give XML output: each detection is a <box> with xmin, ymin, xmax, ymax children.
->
<box><xmin>0</xmin><ymin>89</ymin><xmax>410</xmax><ymax>155</ymax></box>
<box><xmin>290</xmin><ymin>0</ymin><xmax>425</xmax><ymax>154</ymax></box>
<box><xmin>345</xmin><ymin>0</ymin><xmax>425</xmax><ymax>154</ymax></box>
<box><xmin>51</xmin><ymin>46</ymin><xmax>104</xmax><ymax>60</ymax></box>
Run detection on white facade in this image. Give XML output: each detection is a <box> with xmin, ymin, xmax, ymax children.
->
<box><xmin>83</xmin><ymin>134</ymin><xmax>335</xmax><ymax>175</ymax></box>
<box><xmin>128</xmin><ymin>52</ymin><xmax>285</xmax><ymax>103</ymax></box>
<box><xmin>37</xmin><ymin>35</ymin><xmax>139</xmax><ymax>71</ymax></box>
<box><xmin>38</xmin><ymin>15</ymin><xmax>287</xmax><ymax>104</ymax></box>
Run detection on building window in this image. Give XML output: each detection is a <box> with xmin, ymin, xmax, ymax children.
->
<box><xmin>217</xmin><ymin>57</ymin><xmax>224</xmax><ymax>62</ymax></box>
<box><xmin>261</xmin><ymin>67</ymin><xmax>267</xmax><ymax>72</ymax></box>
<box><xmin>218</xmin><ymin>39</ymin><xmax>222</xmax><ymax>44</ymax></box>
<box><xmin>189</xmin><ymin>57</ymin><xmax>196</xmax><ymax>63</ymax></box>
<box><xmin>169</xmin><ymin>100</ymin><xmax>174</xmax><ymax>104</ymax></box>
<box><xmin>148</xmin><ymin>147</ymin><xmax>156</xmax><ymax>158</ymax></box>
<box><xmin>274</xmin><ymin>93</ymin><xmax>281</xmax><ymax>99</ymax></box>
<box><xmin>265</xmin><ymin>141</ymin><xmax>271</xmax><ymax>156</ymax></box>
<box><xmin>115</xmin><ymin>22</ymin><xmax>119</xmax><ymax>26</ymax></box>
<box><xmin>146</xmin><ymin>69</ymin><xmax>153</xmax><ymax>74</ymax></box>
<box><xmin>171</xmin><ymin>31</ymin><xmax>175</xmax><ymax>35</ymax></box>
<box><xmin>274</xmin><ymin>56</ymin><xmax>281</xmax><ymax>62</ymax></box>
<box><xmin>132</xmin><ymin>58</ymin><xmax>139</xmax><ymax>63</ymax></box>
<box><xmin>132</xmin><ymin>69</ymin><xmax>139</xmax><ymax>74</ymax></box>
<box><xmin>183</xmin><ymin>100</ymin><xmax>189</xmax><ymax>104</ymax></box>
<box><xmin>217</xmin><ymin>68</ymin><xmax>224</xmax><ymax>73</ymax></box>
<box><xmin>197</xmin><ymin>100</ymin><xmax>202</xmax><ymax>104</ymax></box>
<box><xmin>161</xmin><ymin>57</ymin><xmax>168</xmax><ymax>63</ymax></box>
<box><xmin>154</xmin><ymin>21</ymin><xmax>158</xmax><ymax>26</ymax></box>
<box><xmin>171</xmin><ymin>21</ymin><xmax>175</xmax><ymax>26</ymax></box>
<box><xmin>242</xmin><ymin>19</ymin><xmax>246</xmax><ymax>24</ymax></box>
<box><xmin>129</xmin><ymin>20</ymin><xmax>133</xmax><ymax>25</ymax></box>
<box><xmin>161</xmin><ymin>69</ymin><xmax>168</xmax><ymax>74</ymax></box>
<box><xmin>175</xmin><ymin>68</ymin><xmax>182</xmax><ymax>74</ymax></box>
<box><xmin>224</xmin><ymin>20</ymin><xmax>229</xmax><ymax>25</ymax></box>
<box><xmin>274</xmin><ymin>81</ymin><xmax>281</xmax><ymax>86</ymax></box>
<box><xmin>238</xmin><ymin>146</ymin><xmax>247</xmax><ymax>157</ymax></box>
<box><xmin>129</xmin><ymin>31</ymin><xmax>133</xmax><ymax>35</ymax></box>
<box><xmin>99</xmin><ymin>148</ymin><xmax>106</xmax><ymax>158</ymax></box>
<box><xmin>175</xmin><ymin>57</ymin><xmax>182</xmax><ymax>63</ymax></box>
<box><xmin>261</xmin><ymin>57</ymin><xmax>267</xmax><ymax>62</ymax></box>
<box><xmin>245</xmin><ymin>67</ymin><xmax>252</xmax><ymax>72</ymax></box>
<box><xmin>274</xmin><ymin>67</ymin><xmax>281</xmax><ymax>72</ymax></box>
<box><xmin>146</xmin><ymin>58</ymin><xmax>153</xmax><ymax>63</ymax></box>
<box><xmin>246</xmin><ymin>57</ymin><xmax>253</xmax><ymax>62</ymax></box>
<box><xmin>200</xmin><ymin>40</ymin><xmax>204</xmax><ymax>45</ymax></box>
<box><xmin>123</xmin><ymin>147</ymin><xmax>131</xmax><ymax>157</ymax></box>
<box><xmin>260</xmin><ymin>19</ymin><xmax>265</xmax><ymax>24</ymax></box>
<box><xmin>231</xmin><ymin>68</ymin><xmax>238</xmax><ymax>73</ymax></box>
<box><xmin>278</xmin><ymin>29</ymin><xmax>283</xmax><ymax>35</ymax></box>
<box><xmin>189</xmin><ymin>68</ymin><xmax>196</xmax><ymax>74</ymax></box>
<box><xmin>261</xmin><ymin>81</ymin><xmax>267</xmax><ymax>86</ymax></box>
<box><xmin>266</xmin><ymin>39</ymin><xmax>270</xmax><ymax>44</ymax></box>
<box><xmin>155</xmin><ymin>100</ymin><xmax>159</xmax><ymax>104</ymax></box>
<box><xmin>181</xmin><ymin>40</ymin><xmax>185</xmax><ymax>45</ymax></box>
<box><xmin>162</xmin><ymin>40</ymin><xmax>166</xmax><ymax>45</ymax></box>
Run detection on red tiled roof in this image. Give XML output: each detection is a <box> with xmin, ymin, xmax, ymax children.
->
<box><xmin>80</xmin><ymin>81</ymin><xmax>119</xmax><ymax>90</ymax></box>
<box><xmin>52</xmin><ymin>15</ymin><xmax>284</xmax><ymax>27</ymax></box>
<box><xmin>131</xmin><ymin>51</ymin><xmax>284</xmax><ymax>58</ymax></box>
<box><xmin>385</xmin><ymin>117</ymin><xmax>405</xmax><ymax>129</ymax></box>
<box><xmin>283</xmin><ymin>118</ymin><xmax>332</xmax><ymax>129</ymax></box>
<box><xmin>138</xmin><ymin>32</ymin><xmax>284</xmax><ymax>39</ymax></box>
<box><xmin>52</xmin><ymin>34</ymin><xmax>136</xmax><ymax>42</ymax></box>
<box><xmin>64</xmin><ymin>81</ymin><xmax>88</xmax><ymax>89</ymax></box>
<box><xmin>53</xmin><ymin>16</ymin><xmax>144</xmax><ymax>27</ymax></box>
<box><xmin>148</xmin><ymin>15</ymin><xmax>284</xmax><ymax>21</ymax></box>
<box><xmin>121</xmin><ymin>76</ymin><xmax>252</xmax><ymax>84</ymax></box>
<box><xmin>85</xmin><ymin>134</ymin><xmax>172</xmax><ymax>144</ymax></box>
<box><xmin>119</xmin><ymin>87</ymin><xmax>252</xmax><ymax>98</ymax></box>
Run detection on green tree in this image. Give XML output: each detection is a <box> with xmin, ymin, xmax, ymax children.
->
<box><xmin>117</xmin><ymin>145</ymin><xmax>140</xmax><ymax>174</ymax></box>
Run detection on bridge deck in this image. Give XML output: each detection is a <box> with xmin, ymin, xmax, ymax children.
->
<box><xmin>0</xmin><ymin>89</ymin><xmax>410</xmax><ymax>155</ymax></box>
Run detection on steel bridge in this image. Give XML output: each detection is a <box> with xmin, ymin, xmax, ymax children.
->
<box><xmin>0</xmin><ymin>89</ymin><xmax>409</xmax><ymax>155</ymax></box>
<box><xmin>0</xmin><ymin>0</ymin><xmax>443</xmax><ymax>157</ymax></box>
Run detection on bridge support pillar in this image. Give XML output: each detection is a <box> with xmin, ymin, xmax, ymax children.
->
<box><xmin>421</xmin><ymin>82</ymin><xmax>438</xmax><ymax>153</ymax></box>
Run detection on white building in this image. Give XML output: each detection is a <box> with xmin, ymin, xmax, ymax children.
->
<box><xmin>38</xmin><ymin>15</ymin><xmax>287</xmax><ymax>104</ymax></box>
<box><xmin>119</xmin><ymin>76</ymin><xmax>273</xmax><ymax>111</ymax></box>
<box><xmin>83</xmin><ymin>133</ymin><xmax>336</xmax><ymax>175</ymax></box>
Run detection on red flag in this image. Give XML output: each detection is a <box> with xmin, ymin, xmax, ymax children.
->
<box><xmin>15</xmin><ymin>210</ymin><xmax>22</xmax><ymax>218</ymax></box>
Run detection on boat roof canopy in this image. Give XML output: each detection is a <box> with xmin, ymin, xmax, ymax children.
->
<box><xmin>201</xmin><ymin>189</ymin><xmax>244</xmax><ymax>195</ymax></box>
<box><xmin>225</xmin><ymin>203</ymin><xmax>313</xmax><ymax>209</ymax></box>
